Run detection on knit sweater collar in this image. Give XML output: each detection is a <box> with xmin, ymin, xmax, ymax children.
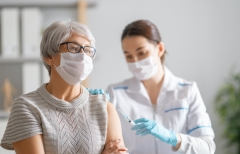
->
<box><xmin>37</xmin><ymin>83</ymin><xmax>89</xmax><ymax>110</ymax></box>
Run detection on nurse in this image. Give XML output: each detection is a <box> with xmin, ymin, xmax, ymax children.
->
<box><xmin>105</xmin><ymin>20</ymin><xmax>216</xmax><ymax>154</ymax></box>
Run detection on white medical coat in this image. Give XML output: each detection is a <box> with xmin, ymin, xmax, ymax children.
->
<box><xmin>106</xmin><ymin>67</ymin><xmax>215</xmax><ymax>154</ymax></box>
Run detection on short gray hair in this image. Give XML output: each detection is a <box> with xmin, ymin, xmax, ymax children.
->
<box><xmin>40</xmin><ymin>20</ymin><xmax>96</xmax><ymax>75</ymax></box>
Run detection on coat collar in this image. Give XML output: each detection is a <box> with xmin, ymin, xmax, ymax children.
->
<box><xmin>126</xmin><ymin>66</ymin><xmax>179</xmax><ymax>94</ymax></box>
<box><xmin>160</xmin><ymin>67</ymin><xmax>179</xmax><ymax>93</ymax></box>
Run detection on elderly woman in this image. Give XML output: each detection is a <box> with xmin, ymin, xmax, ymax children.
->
<box><xmin>1</xmin><ymin>20</ymin><xmax>127</xmax><ymax>154</ymax></box>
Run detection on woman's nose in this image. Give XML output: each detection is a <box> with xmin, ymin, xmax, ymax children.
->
<box><xmin>132</xmin><ymin>57</ymin><xmax>138</xmax><ymax>62</ymax></box>
<box><xmin>80</xmin><ymin>48</ymin><xmax>85</xmax><ymax>53</ymax></box>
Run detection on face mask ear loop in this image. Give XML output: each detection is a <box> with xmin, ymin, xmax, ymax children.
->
<box><xmin>150</xmin><ymin>51</ymin><xmax>157</xmax><ymax>66</ymax></box>
<box><xmin>52</xmin><ymin>59</ymin><xmax>58</xmax><ymax>68</ymax></box>
<box><xmin>52</xmin><ymin>53</ymin><xmax>62</xmax><ymax>68</ymax></box>
<box><xmin>52</xmin><ymin>63</ymin><xmax>57</xmax><ymax>68</ymax></box>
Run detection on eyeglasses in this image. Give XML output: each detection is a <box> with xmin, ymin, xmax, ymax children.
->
<box><xmin>60</xmin><ymin>42</ymin><xmax>96</xmax><ymax>57</ymax></box>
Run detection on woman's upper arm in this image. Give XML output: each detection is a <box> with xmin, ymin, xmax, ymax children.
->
<box><xmin>105</xmin><ymin>86</ymin><xmax>115</xmax><ymax>103</ymax></box>
<box><xmin>105</xmin><ymin>102</ymin><xmax>124</xmax><ymax>146</ymax></box>
<box><xmin>1</xmin><ymin>98</ymin><xmax>43</xmax><ymax>150</ymax></box>
<box><xmin>13</xmin><ymin>134</ymin><xmax>45</xmax><ymax>154</ymax></box>
<box><xmin>187</xmin><ymin>83</ymin><xmax>214</xmax><ymax>137</ymax></box>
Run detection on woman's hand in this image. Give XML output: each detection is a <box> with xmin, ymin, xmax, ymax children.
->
<box><xmin>132</xmin><ymin>118</ymin><xmax>179</xmax><ymax>146</ymax></box>
<box><xmin>86</xmin><ymin>88</ymin><xmax>110</xmax><ymax>101</ymax></box>
<box><xmin>102</xmin><ymin>139</ymin><xmax>128</xmax><ymax>154</ymax></box>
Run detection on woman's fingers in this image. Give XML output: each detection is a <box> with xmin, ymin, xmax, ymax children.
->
<box><xmin>108</xmin><ymin>144</ymin><xmax>121</xmax><ymax>153</ymax></box>
<box><xmin>115</xmin><ymin>151</ymin><xmax>129</xmax><ymax>154</ymax></box>
<box><xmin>132</xmin><ymin>123</ymin><xmax>144</xmax><ymax>130</ymax></box>
<box><xmin>135</xmin><ymin>127</ymin><xmax>147</xmax><ymax>135</ymax></box>
<box><xmin>141</xmin><ymin>129</ymin><xmax>151</xmax><ymax>136</ymax></box>
<box><xmin>99</xmin><ymin>89</ymin><xmax>104</xmax><ymax>93</ymax></box>
<box><xmin>116</xmin><ymin>145</ymin><xmax>128</xmax><ymax>151</ymax></box>
<box><xmin>108</xmin><ymin>144</ymin><xmax>128</xmax><ymax>153</ymax></box>
<box><xmin>134</xmin><ymin>118</ymin><xmax>149</xmax><ymax>124</ymax></box>
<box><xmin>105</xmin><ymin>139</ymin><xmax>120</xmax><ymax>150</ymax></box>
<box><xmin>104</xmin><ymin>139</ymin><xmax>128</xmax><ymax>153</ymax></box>
<box><xmin>132</xmin><ymin>120</ymin><xmax>152</xmax><ymax>131</ymax></box>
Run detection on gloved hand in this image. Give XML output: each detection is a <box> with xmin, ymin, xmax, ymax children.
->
<box><xmin>131</xmin><ymin>118</ymin><xmax>178</xmax><ymax>146</ymax></box>
<box><xmin>86</xmin><ymin>88</ymin><xmax>110</xmax><ymax>101</ymax></box>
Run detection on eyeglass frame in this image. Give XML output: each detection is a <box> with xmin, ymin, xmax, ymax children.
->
<box><xmin>60</xmin><ymin>42</ymin><xmax>96</xmax><ymax>57</ymax></box>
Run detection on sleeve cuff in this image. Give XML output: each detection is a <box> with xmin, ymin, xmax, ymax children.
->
<box><xmin>172</xmin><ymin>133</ymin><xmax>190</xmax><ymax>153</ymax></box>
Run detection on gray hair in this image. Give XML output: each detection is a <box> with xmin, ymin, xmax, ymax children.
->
<box><xmin>40</xmin><ymin>20</ymin><xmax>96</xmax><ymax>75</ymax></box>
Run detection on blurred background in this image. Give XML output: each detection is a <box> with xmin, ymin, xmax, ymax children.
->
<box><xmin>0</xmin><ymin>0</ymin><xmax>240</xmax><ymax>153</ymax></box>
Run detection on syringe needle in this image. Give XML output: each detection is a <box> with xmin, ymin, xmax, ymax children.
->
<box><xmin>117</xmin><ymin>109</ymin><xmax>135</xmax><ymax>125</ymax></box>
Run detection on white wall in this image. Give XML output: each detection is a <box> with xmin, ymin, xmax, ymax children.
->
<box><xmin>87</xmin><ymin>1</ymin><xmax>240</xmax><ymax>154</ymax></box>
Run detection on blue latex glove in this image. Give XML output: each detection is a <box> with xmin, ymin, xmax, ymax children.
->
<box><xmin>131</xmin><ymin>118</ymin><xmax>178</xmax><ymax>146</ymax></box>
<box><xmin>86</xmin><ymin>88</ymin><xmax>110</xmax><ymax>101</ymax></box>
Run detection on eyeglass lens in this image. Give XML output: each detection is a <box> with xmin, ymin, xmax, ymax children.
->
<box><xmin>67</xmin><ymin>42</ymin><xmax>95</xmax><ymax>57</ymax></box>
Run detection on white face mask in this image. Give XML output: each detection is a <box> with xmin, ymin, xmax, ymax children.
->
<box><xmin>127</xmin><ymin>56</ymin><xmax>158</xmax><ymax>81</ymax></box>
<box><xmin>54</xmin><ymin>52</ymin><xmax>93</xmax><ymax>85</ymax></box>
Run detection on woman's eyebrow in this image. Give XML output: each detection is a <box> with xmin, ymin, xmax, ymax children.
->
<box><xmin>69</xmin><ymin>41</ymin><xmax>90</xmax><ymax>46</ymax></box>
<box><xmin>124</xmin><ymin>47</ymin><xmax>144</xmax><ymax>54</ymax></box>
<box><xmin>136</xmin><ymin>47</ymin><xmax>144</xmax><ymax>51</ymax></box>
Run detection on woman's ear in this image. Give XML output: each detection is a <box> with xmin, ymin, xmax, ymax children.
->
<box><xmin>157</xmin><ymin>42</ymin><xmax>165</xmax><ymax>58</ymax></box>
<box><xmin>44</xmin><ymin>57</ymin><xmax>53</xmax><ymax>66</ymax></box>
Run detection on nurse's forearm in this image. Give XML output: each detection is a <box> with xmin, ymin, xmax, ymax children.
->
<box><xmin>172</xmin><ymin>134</ymin><xmax>216</xmax><ymax>154</ymax></box>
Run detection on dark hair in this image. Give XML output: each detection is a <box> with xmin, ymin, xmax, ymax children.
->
<box><xmin>121</xmin><ymin>20</ymin><xmax>166</xmax><ymax>63</ymax></box>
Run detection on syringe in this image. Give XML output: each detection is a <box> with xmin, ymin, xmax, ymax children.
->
<box><xmin>118</xmin><ymin>109</ymin><xmax>135</xmax><ymax>125</ymax></box>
